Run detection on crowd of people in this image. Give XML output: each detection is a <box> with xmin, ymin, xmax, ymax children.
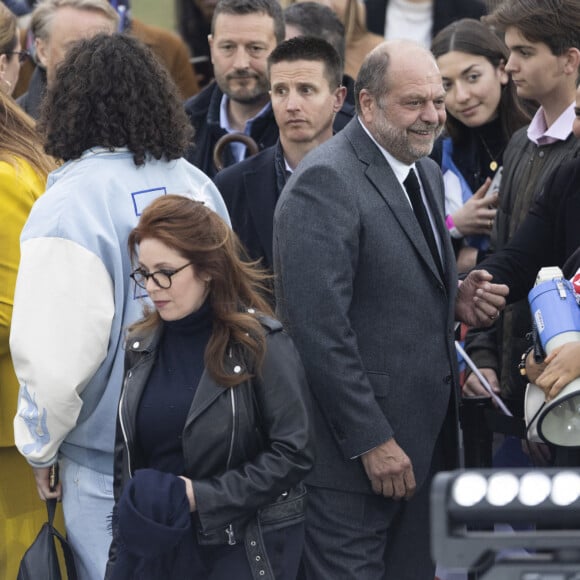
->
<box><xmin>1</xmin><ymin>0</ymin><xmax>578</xmax><ymax>579</ymax></box>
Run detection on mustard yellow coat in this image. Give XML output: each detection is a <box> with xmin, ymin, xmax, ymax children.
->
<box><xmin>0</xmin><ymin>158</ymin><xmax>64</xmax><ymax>578</ymax></box>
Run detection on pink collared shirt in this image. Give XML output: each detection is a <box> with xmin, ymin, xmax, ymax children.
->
<box><xmin>527</xmin><ymin>103</ymin><xmax>575</xmax><ymax>146</ymax></box>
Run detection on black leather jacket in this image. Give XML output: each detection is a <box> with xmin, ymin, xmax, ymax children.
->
<box><xmin>110</xmin><ymin>314</ymin><xmax>313</xmax><ymax>569</ymax></box>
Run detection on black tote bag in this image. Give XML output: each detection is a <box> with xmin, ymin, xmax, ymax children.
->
<box><xmin>17</xmin><ymin>498</ymin><xmax>78</xmax><ymax>580</ymax></box>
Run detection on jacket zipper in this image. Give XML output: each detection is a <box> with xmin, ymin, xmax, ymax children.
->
<box><xmin>225</xmin><ymin>523</ymin><xmax>236</xmax><ymax>546</ymax></box>
<box><xmin>118</xmin><ymin>375</ymin><xmax>133</xmax><ymax>479</ymax></box>
<box><xmin>224</xmin><ymin>388</ymin><xmax>237</xmax><ymax>545</ymax></box>
<box><xmin>225</xmin><ymin>388</ymin><xmax>236</xmax><ymax>470</ymax></box>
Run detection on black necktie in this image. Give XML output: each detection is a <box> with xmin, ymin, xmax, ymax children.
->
<box><xmin>404</xmin><ymin>168</ymin><xmax>443</xmax><ymax>276</ymax></box>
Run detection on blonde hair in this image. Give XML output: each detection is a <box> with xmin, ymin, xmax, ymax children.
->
<box><xmin>0</xmin><ymin>3</ymin><xmax>18</xmax><ymax>54</ymax></box>
<box><xmin>341</xmin><ymin>0</ymin><xmax>367</xmax><ymax>43</ymax></box>
<box><xmin>0</xmin><ymin>91</ymin><xmax>57</xmax><ymax>178</ymax></box>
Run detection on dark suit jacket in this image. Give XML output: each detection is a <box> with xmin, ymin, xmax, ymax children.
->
<box><xmin>365</xmin><ymin>0</ymin><xmax>486</xmax><ymax>38</ymax></box>
<box><xmin>213</xmin><ymin>146</ymin><xmax>280</xmax><ymax>270</ymax></box>
<box><xmin>274</xmin><ymin>118</ymin><xmax>460</xmax><ymax>494</ymax></box>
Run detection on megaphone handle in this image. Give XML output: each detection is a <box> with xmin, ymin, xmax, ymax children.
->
<box><xmin>526</xmin><ymin>398</ymin><xmax>546</xmax><ymax>438</ymax></box>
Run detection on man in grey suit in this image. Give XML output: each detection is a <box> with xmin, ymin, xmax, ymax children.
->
<box><xmin>274</xmin><ymin>40</ymin><xmax>509</xmax><ymax>579</ymax></box>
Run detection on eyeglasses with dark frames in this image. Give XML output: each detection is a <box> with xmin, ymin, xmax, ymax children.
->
<box><xmin>130</xmin><ymin>262</ymin><xmax>193</xmax><ymax>290</ymax></box>
<box><xmin>4</xmin><ymin>50</ymin><xmax>30</xmax><ymax>63</ymax></box>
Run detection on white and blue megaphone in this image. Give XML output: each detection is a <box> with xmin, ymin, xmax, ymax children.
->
<box><xmin>525</xmin><ymin>267</ymin><xmax>580</xmax><ymax>446</ymax></box>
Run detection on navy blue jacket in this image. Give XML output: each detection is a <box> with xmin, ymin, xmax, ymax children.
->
<box><xmin>214</xmin><ymin>144</ymin><xmax>282</xmax><ymax>270</ymax></box>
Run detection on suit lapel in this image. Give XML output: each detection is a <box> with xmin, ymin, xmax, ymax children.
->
<box><xmin>367</xmin><ymin>163</ymin><xmax>443</xmax><ymax>283</ymax></box>
<box><xmin>345</xmin><ymin>121</ymin><xmax>445</xmax><ymax>285</ymax></box>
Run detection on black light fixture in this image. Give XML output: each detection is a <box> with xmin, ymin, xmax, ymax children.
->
<box><xmin>431</xmin><ymin>468</ymin><xmax>580</xmax><ymax>579</ymax></box>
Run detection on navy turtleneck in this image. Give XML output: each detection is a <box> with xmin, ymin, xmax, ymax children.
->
<box><xmin>136</xmin><ymin>299</ymin><xmax>213</xmax><ymax>475</ymax></box>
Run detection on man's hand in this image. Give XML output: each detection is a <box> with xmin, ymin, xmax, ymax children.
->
<box><xmin>456</xmin><ymin>269</ymin><xmax>509</xmax><ymax>327</ymax></box>
<box><xmin>33</xmin><ymin>466</ymin><xmax>62</xmax><ymax>501</ymax></box>
<box><xmin>463</xmin><ymin>368</ymin><xmax>500</xmax><ymax>398</ymax></box>
<box><xmin>361</xmin><ymin>438</ymin><xmax>416</xmax><ymax>500</ymax></box>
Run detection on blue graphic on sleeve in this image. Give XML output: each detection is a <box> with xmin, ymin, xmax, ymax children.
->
<box><xmin>19</xmin><ymin>385</ymin><xmax>50</xmax><ymax>455</ymax></box>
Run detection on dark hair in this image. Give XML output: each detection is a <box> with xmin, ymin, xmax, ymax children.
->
<box><xmin>284</xmin><ymin>2</ymin><xmax>345</xmax><ymax>65</ymax></box>
<box><xmin>268</xmin><ymin>36</ymin><xmax>342</xmax><ymax>89</ymax></box>
<box><xmin>431</xmin><ymin>18</ymin><xmax>530</xmax><ymax>144</ymax></box>
<box><xmin>483</xmin><ymin>0</ymin><xmax>580</xmax><ymax>56</ymax></box>
<box><xmin>211</xmin><ymin>0</ymin><xmax>285</xmax><ymax>44</ymax></box>
<box><xmin>128</xmin><ymin>195</ymin><xmax>274</xmax><ymax>387</ymax></box>
<box><xmin>38</xmin><ymin>33</ymin><xmax>193</xmax><ymax>166</ymax></box>
<box><xmin>287</xmin><ymin>0</ymin><xmax>367</xmax><ymax>45</ymax></box>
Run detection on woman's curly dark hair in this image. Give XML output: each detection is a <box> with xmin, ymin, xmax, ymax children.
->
<box><xmin>38</xmin><ymin>33</ymin><xmax>193</xmax><ymax>166</ymax></box>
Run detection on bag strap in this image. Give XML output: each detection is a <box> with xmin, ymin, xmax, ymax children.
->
<box><xmin>46</xmin><ymin>497</ymin><xmax>57</xmax><ymax>525</ymax></box>
<box><xmin>46</xmin><ymin>499</ymin><xmax>79</xmax><ymax>580</ymax></box>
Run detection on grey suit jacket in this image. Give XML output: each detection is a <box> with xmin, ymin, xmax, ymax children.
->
<box><xmin>273</xmin><ymin>118</ymin><xmax>460</xmax><ymax>493</ymax></box>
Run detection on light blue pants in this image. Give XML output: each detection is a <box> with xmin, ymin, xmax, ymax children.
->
<box><xmin>60</xmin><ymin>455</ymin><xmax>114</xmax><ymax>580</ymax></box>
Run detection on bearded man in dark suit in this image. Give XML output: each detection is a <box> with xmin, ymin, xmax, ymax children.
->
<box><xmin>274</xmin><ymin>39</ymin><xmax>508</xmax><ymax>579</ymax></box>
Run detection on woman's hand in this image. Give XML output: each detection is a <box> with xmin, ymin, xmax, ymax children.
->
<box><xmin>452</xmin><ymin>178</ymin><xmax>498</xmax><ymax>236</ymax></box>
<box><xmin>535</xmin><ymin>343</ymin><xmax>580</xmax><ymax>401</ymax></box>
<box><xmin>32</xmin><ymin>466</ymin><xmax>62</xmax><ymax>501</ymax></box>
<box><xmin>179</xmin><ymin>476</ymin><xmax>197</xmax><ymax>512</ymax></box>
